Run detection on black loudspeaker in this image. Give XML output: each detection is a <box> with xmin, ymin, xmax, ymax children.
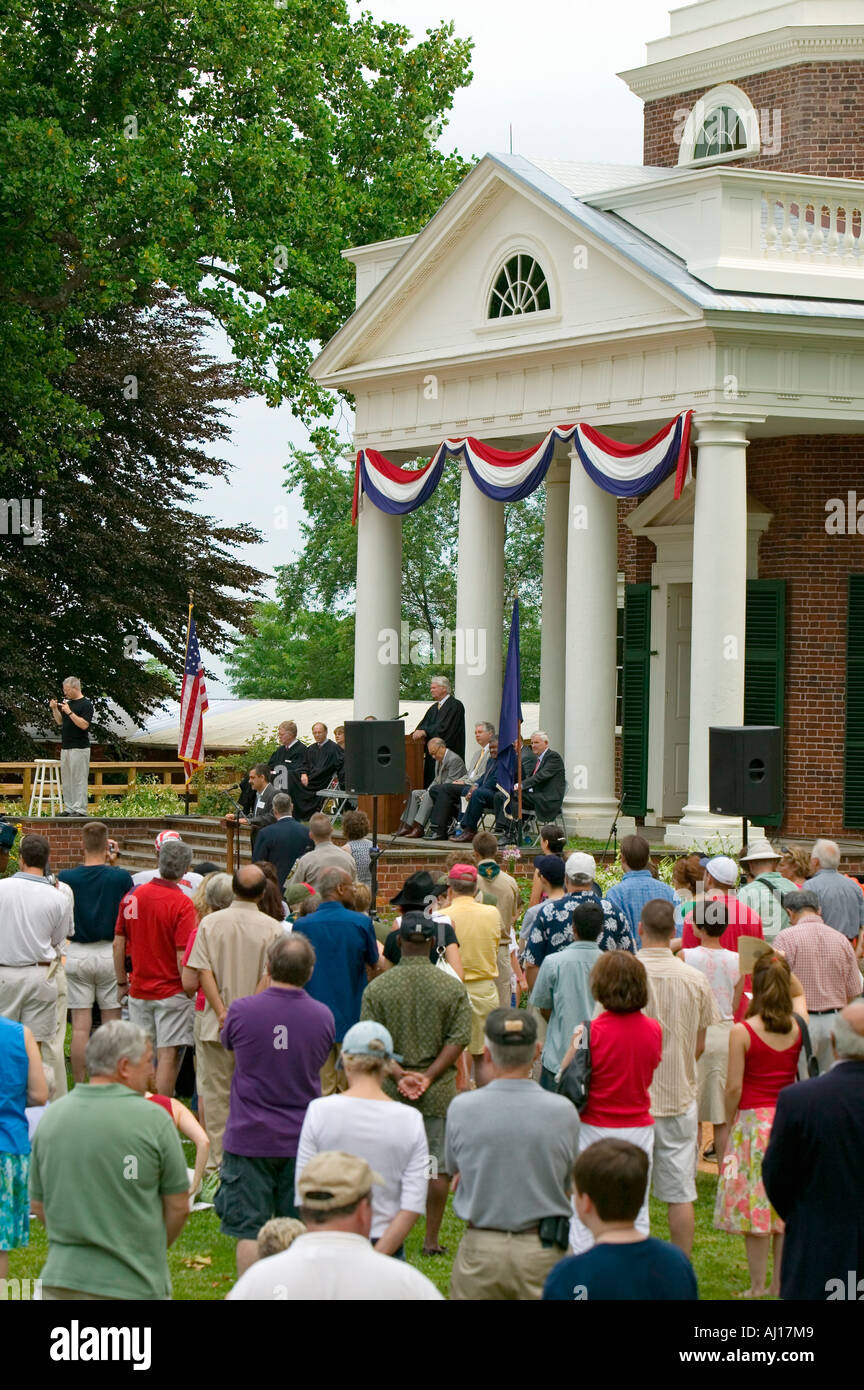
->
<box><xmin>709</xmin><ymin>726</ymin><xmax>782</xmax><ymax>818</ymax></box>
<box><xmin>343</xmin><ymin>720</ymin><xmax>406</xmax><ymax>795</ymax></box>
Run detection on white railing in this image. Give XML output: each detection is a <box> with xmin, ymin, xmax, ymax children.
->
<box><xmin>762</xmin><ymin>194</ymin><xmax>864</xmax><ymax>266</ymax></box>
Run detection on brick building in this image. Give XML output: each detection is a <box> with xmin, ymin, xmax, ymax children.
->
<box><xmin>312</xmin><ymin>1</ymin><xmax>864</xmax><ymax>849</ymax></box>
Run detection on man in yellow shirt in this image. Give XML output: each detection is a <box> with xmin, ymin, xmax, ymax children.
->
<box><xmin>444</xmin><ymin>864</ymin><xmax>502</xmax><ymax>1086</ymax></box>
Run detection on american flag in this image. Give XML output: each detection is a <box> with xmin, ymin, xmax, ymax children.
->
<box><xmin>178</xmin><ymin>612</ymin><xmax>208</xmax><ymax>782</ymax></box>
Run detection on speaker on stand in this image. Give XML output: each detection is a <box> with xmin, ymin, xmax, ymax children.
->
<box><xmin>343</xmin><ymin>721</ymin><xmax>407</xmax><ymax>914</ymax></box>
<box><xmin>708</xmin><ymin>726</ymin><xmax>782</xmax><ymax>854</ymax></box>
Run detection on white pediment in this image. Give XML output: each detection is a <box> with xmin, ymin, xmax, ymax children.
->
<box><xmin>312</xmin><ymin>158</ymin><xmax>701</xmax><ymax>388</ymax></box>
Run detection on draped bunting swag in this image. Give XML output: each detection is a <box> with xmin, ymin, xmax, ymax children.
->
<box><xmin>352</xmin><ymin>411</ymin><xmax>693</xmax><ymax>523</ymax></box>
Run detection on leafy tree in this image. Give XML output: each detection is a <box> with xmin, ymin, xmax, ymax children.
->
<box><xmin>0</xmin><ymin>290</ymin><xmax>264</xmax><ymax>756</ymax></box>
<box><xmin>225</xmin><ymin>602</ymin><xmax>354</xmax><ymax>699</ymax></box>
<box><xmin>0</xmin><ymin>0</ymin><xmax>473</xmax><ymax>475</ymax></box>
<box><xmin>230</xmin><ymin>432</ymin><xmax>545</xmax><ymax>699</ymax></box>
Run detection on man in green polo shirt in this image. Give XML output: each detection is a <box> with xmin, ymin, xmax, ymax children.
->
<box><xmin>29</xmin><ymin>1020</ymin><xmax>190</xmax><ymax>1300</ymax></box>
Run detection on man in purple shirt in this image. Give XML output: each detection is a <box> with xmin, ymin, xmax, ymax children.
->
<box><xmin>215</xmin><ymin>932</ymin><xmax>334</xmax><ymax>1276</ymax></box>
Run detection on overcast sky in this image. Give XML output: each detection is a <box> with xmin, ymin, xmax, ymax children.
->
<box><xmin>196</xmin><ymin>0</ymin><xmax>676</xmax><ymax>693</ymax></box>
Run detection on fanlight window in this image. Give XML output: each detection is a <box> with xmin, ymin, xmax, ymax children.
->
<box><xmin>488</xmin><ymin>254</ymin><xmax>550</xmax><ymax>318</ymax></box>
<box><xmin>693</xmin><ymin>105</ymin><xmax>749</xmax><ymax>161</ymax></box>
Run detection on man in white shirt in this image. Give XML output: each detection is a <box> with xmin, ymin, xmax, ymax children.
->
<box><xmin>132</xmin><ymin>830</ymin><xmax>202</xmax><ymax>898</ymax></box>
<box><xmin>0</xmin><ymin>833</ymin><xmax>71</xmax><ymax>1050</ymax></box>
<box><xmin>227</xmin><ymin>1151</ymin><xmax>442</xmax><ymax>1301</ymax></box>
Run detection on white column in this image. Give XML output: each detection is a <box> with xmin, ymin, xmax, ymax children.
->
<box><xmin>562</xmin><ymin>447</ymin><xmax>622</xmax><ymax>835</ymax></box>
<box><xmin>666</xmin><ymin>416</ymin><xmax>756</xmax><ymax>850</ymax></box>
<box><xmin>353</xmin><ymin>493</ymin><xmax>402</xmax><ymax>719</ymax></box>
<box><xmin>454</xmin><ymin>462</ymin><xmax>504</xmax><ymax>740</ymax></box>
<box><xmin>539</xmin><ymin>465</ymin><xmax>568</xmax><ymax>753</ymax></box>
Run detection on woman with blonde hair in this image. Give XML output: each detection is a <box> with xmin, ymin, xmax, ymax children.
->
<box><xmin>714</xmin><ymin>952</ymin><xmax>807</xmax><ymax>1298</ymax></box>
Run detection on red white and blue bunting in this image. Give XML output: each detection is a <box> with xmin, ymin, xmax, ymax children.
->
<box><xmin>352</xmin><ymin>411</ymin><xmax>692</xmax><ymax>522</ymax></box>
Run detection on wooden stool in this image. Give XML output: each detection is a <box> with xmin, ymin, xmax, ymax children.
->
<box><xmin>29</xmin><ymin>759</ymin><xmax>63</xmax><ymax>816</ymax></box>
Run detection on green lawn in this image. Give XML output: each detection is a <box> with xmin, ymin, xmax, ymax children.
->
<box><xmin>8</xmin><ymin>1166</ymin><xmax>761</xmax><ymax>1300</ymax></box>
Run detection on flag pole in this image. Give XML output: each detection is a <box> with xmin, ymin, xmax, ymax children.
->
<box><xmin>517</xmin><ymin>721</ymin><xmax>523</xmax><ymax>826</ymax></box>
<box><xmin>183</xmin><ymin>592</ymin><xmax>194</xmax><ymax>815</ymax></box>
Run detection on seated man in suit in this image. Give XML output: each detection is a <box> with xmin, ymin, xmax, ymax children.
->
<box><xmin>429</xmin><ymin>721</ymin><xmax>496</xmax><ymax>840</ymax></box>
<box><xmin>449</xmin><ymin>739</ymin><xmax>500</xmax><ymax>844</ymax></box>
<box><xmin>397</xmin><ymin>739</ymin><xmax>468</xmax><ymax>839</ymax></box>
<box><xmin>493</xmin><ymin>732</ymin><xmax>564</xmax><ymax>839</ymax></box>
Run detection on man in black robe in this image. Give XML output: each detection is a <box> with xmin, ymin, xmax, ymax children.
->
<box><xmin>284</xmin><ymin>721</ymin><xmax>344</xmax><ymax>820</ymax></box>
<box><xmin>239</xmin><ymin>719</ymin><xmax>307</xmax><ymax>813</ymax></box>
<box><xmin>412</xmin><ymin>676</ymin><xmax>466</xmax><ymax>787</ymax></box>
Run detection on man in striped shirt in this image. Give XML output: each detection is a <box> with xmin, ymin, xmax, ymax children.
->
<box><xmin>637</xmin><ymin>899</ymin><xmax>719</xmax><ymax>1258</ymax></box>
<box><xmin>773</xmin><ymin>889</ymin><xmax>863</xmax><ymax>1074</ymax></box>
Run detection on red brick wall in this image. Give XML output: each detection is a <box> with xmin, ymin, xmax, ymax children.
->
<box><xmin>14</xmin><ymin>817</ymin><xmax>180</xmax><ymax>871</ymax></box>
<box><xmin>618</xmin><ymin>498</ymin><xmax>655</xmax><ymax>584</ymax></box>
<box><xmin>748</xmin><ymin>438</ymin><xmax>864</xmax><ymax>838</ymax></box>
<box><xmin>644</xmin><ymin>62</ymin><xmax>864</xmax><ymax>179</ymax></box>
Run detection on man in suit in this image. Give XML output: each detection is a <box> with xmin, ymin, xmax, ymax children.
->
<box><xmin>238</xmin><ymin>764</ymin><xmax>277</xmax><ymax>846</ymax></box>
<box><xmin>449</xmin><ymin>739</ymin><xmax>500</xmax><ymax>844</ymax></box>
<box><xmin>493</xmin><ymin>731</ymin><xmax>564</xmax><ymax>838</ymax></box>
<box><xmin>285</xmin><ymin>722</ymin><xmax>344</xmax><ymax>820</ymax></box>
<box><xmin>398</xmin><ymin>739</ymin><xmax>468</xmax><ymax>839</ymax></box>
<box><xmin>252</xmin><ymin>793</ymin><xmax>314</xmax><ymax>889</ymax></box>
<box><xmin>763</xmin><ymin>1001</ymin><xmax>864</xmax><ymax>1301</ymax></box>
<box><xmin>429</xmin><ymin>720</ymin><xmax>496</xmax><ymax>840</ymax></box>
<box><xmin>413</xmin><ymin>675</ymin><xmax>466</xmax><ymax>787</ymax></box>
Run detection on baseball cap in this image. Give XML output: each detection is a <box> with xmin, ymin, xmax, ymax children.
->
<box><xmin>534</xmin><ymin>854</ymin><xmax>565</xmax><ymax>887</ymax></box>
<box><xmin>705</xmin><ymin>855</ymin><xmax>739</xmax><ymax>887</ymax></box>
<box><xmin>485</xmin><ymin>1007</ymin><xmax>538</xmax><ymax>1048</ymax></box>
<box><xmin>297</xmin><ymin>1152</ymin><xmax>383</xmax><ymax>1211</ymax></box>
<box><xmin>565</xmin><ymin>851</ymin><xmax>596</xmax><ymax>883</ymax></box>
<box><xmin>341</xmin><ymin>1020</ymin><xmax>402</xmax><ymax>1063</ymax></box>
<box><xmin>285</xmin><ymin>882</ymin><xmax>315</xmax><ymax>908</ymax></box>
<box><xmin>448</xmin><ymin>863</ymin><xmax>478</xmax><ymax>884</ymax></box>
<box><xmin>155</xmin><ymin>830</ymin><xmax>182</xmax><ymax>849</ymax></box>
<box><xmin>398</xmin><ymin>908</ymin><xmax>437</xmax><ymax>941</ymax></box>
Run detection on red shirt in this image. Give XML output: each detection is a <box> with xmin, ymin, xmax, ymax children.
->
<box><xmin>115</xmin><ymin>879</ymin><xmax>196</xmax><ymax>1001</ymax></box>
<box><xmin>181</xmin><ymin>926</ymin><xmax>206</xmax><ymax>1012</ymax></box>
<box><xmin>580</xmin><ymin>1010</ymin><xmax>663</xmax><ymax>1128</ymax></box>
<box><xmin>682</xmin><ymin>894</ymin><xmax>763</xmax><ymax>1022</ymax></box>
<box><xmin>739</xmin><ymin>1021</ymin><xmax>802</xmax><ymax>1109</ymax></box>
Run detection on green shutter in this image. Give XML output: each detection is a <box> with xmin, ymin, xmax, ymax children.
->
<box><xmin>844</xmin><ymin>576</ymin><xmax>864</xmax><ymax>828</ymax></box>
<box><xmin>621</xmin><ymin>583</ymin><xmax>651</xmax><ymax>818</ymax></box>
<box><xmin>744</xmin><ymin>579</ymin><xmax>786</xmax><ymax>826</ymax></box>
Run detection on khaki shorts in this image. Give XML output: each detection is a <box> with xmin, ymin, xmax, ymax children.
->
<box><xmin>423</xmin><ymin>1115</ymin><xmax>447</xmax><ymax>1175</ymax></box>
<box><xmin>465</xmin><ymin>978</ymin><xmax>500</xmax><ymax>1055</ymax></box>
<box><xmin>652</xmin><ymin>1102</ymin><xmax>699</xmax><ymax>1204</ymax></box>
<box><xmin>129</xmin><ymin>992</ymin><xmax>194</xmax><ymax>1049</ymax></box>
<box><xmin>0</xmin><ymin>964</ymin><xmax>58</xmax><ymax>1043</ymax></box>
<box><xmin>65</xmin><ymin>941</ymin><xmax>118</xmax><ymax>1011</ymax></box>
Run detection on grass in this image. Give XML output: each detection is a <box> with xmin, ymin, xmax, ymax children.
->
<box><xmin>8</xmin><ymin>1161</ymin><xmax>759</xmax><ymax>1300</ymax></box>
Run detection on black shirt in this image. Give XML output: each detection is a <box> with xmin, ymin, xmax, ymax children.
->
<box><xmin>61</xmin><ymin>697</ymin><xmax>93</xmax><ymax>750</ymax></box>
<box><xmin>384</xmin><ymin>920</ymin><xmax>459</xmax><ymax>968</ymax></box>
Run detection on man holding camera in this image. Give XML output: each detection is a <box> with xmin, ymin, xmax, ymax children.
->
<box><xmin>49</xmin><ymin>677</ymin><xmax>93</xmax><ymax>816</ymax></box>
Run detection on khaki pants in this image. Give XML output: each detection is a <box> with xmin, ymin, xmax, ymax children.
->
<box><xmin>41</xmin><ymin>964</ymin><xmax>68</xmax><ymax>1098</ymax></box>
<box><xmin>60</xmin><ymin>747</ymin><xmax>90</xmax><ymax>815</ymax></box>
<box><xmin>450</xmin><ymin>1228</ymin><xmax>561</xmax><ymax>1301</ymax></box>
<box><xmin>320</xmin><ymin>1043</ymin><xmax>347</xmax><ymax>1097</ymax></box>
<box><xmin>196</xmin><ymin>1037</ymin><xmax>235</xmax><ymax>1172</ymax></box>
<box><xmin>495</xmin><ymin>943</ymin><xmax>513</xmax><ymax>1008</ymax></box>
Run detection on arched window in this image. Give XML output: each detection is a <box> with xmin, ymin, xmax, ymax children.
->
<box><xmin>488</xmin><ymin>254</ymin><xmax>551</xmax><ymax>318</ymax></box>
<box><xmin>677</xmin><ymin>84</ymin><xmax>760</xmax><ymax>167</ymax></box>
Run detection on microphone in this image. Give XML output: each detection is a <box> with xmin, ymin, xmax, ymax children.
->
<box><xmin>226</xmin><ymin>782</ymin><xmax>242</xmax><ymax>791</ymax></box>
<box><xmin>393</xmin><ymin>711</ymin><xmax>410</xmax><ymax>720</ymax></box>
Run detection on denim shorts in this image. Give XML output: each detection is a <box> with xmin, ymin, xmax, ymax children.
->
<box><xmin>214</xmin><ymin>1151</ymin><xmax>298</xmax><ymax>1241</ymax></box>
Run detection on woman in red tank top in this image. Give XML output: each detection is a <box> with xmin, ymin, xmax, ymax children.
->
<box><xmin>713</xmin><ymin>953</ymin><xmax>807</xmax><ymax>1298</ymax></box>
<box><xmin>145</xmin><ymin>1092</ymin><xmax>210</xmax><ymax>1202</ymax></box>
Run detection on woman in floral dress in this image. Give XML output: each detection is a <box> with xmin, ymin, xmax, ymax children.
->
<box><xmin>714</xmin><ymin>952</ymin><xmax>807</xmax><ymax>1297</ymax></box>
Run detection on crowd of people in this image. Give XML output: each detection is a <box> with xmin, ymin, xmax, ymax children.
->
<box><xmin>1</xmin><ymin>743</ymin><xmax>863</xmax><ymax>1301</ymax></box>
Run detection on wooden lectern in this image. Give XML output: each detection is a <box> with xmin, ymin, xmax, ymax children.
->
<box><xmin>357</xmin><ymin>735</ymin><xmax>424</xmax><ymax>833</ymax></box>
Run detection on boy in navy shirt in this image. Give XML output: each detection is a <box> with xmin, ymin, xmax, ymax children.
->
<box><xmin>543</xmin><ymin>1138</ymin><xmax>698</xmax><ymax>1301</ymax></box>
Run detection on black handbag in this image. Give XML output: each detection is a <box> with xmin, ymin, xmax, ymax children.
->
<box><xmin>793</xmin><ymin>1012</ymin><xmax>820</xmax><ymax>1079</ymax></box>
<box><xmin>557</xmin><ymin>1020</ymin><xmax>592</xmax><ymax>1111</ymax></box>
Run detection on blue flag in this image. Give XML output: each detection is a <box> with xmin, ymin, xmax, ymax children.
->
<box><xmin>496</xmin><ymin>597</ymin><xmax>522</xmax><ymax>821</ymax></box>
